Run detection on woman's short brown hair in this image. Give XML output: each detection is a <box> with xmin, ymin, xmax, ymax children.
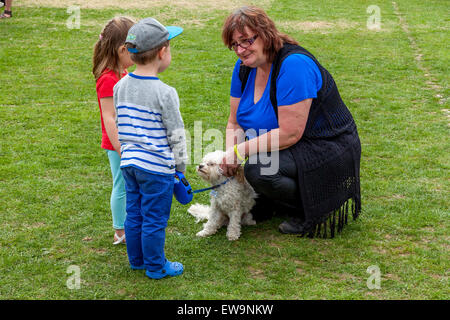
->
<box><xmin>222</xmin><ymin>6</ymin><xmax>298</xmax><ymax>62</ymax></box>
<box><xmin>126</xmin><ymin>40</ymin><xmax>169</xmax><ymax>65</ymax></box>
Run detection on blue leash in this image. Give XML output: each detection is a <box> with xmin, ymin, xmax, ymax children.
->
<box><xmin>191</xmin><ymin>177</ymin><xmax>233</xmax><ymax>194</ymax></box>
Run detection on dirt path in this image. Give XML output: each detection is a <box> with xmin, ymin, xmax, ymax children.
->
<box><xmin>15</xmin><ymin>0</ymin><xmax>272</xmax><ymax>10</ymax></box>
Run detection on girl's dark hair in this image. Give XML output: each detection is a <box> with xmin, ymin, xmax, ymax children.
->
<box><xmin>222</xmin><ymin>6</ymin><xmax>298</xmax><ymax>62</ymax></box>
<box><xmin>92</xmin><ymin>16</ymin><xmax>135</xmax><ymax>80</ymax></box>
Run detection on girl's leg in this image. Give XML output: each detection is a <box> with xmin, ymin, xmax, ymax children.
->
<box><xmin>106</xmin><ymin>150</ymin><xmax>127</xmax><ymax>233</ymax></box>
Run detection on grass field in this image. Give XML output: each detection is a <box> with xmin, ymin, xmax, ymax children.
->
<box><xmin>0</xmin><ymin>0</ymin><xmax>448</xmax><ymax>300</ymax></box>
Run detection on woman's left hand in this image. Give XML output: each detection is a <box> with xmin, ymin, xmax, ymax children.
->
<box><xmin>220</xmin><ymin>147</ymin><xmax>241</xmax><ymax>177</ymax></box>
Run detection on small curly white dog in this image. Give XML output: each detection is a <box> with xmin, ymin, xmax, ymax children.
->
<box><xmin>188</xmin><ymin>150</ymin><xmax>257</xmax><ymax>241</ymax></box>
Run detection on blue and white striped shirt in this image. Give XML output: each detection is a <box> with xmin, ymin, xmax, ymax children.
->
<box><xmin>113</xmin><ymin>73</ymin><xmax>187</xmax><ymax>176</ymax></box>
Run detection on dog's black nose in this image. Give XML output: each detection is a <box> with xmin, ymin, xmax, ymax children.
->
<box><xmin>199</xmin><ymin>164</ymin><xmax>204</xmax><ymax>169</ymax></box>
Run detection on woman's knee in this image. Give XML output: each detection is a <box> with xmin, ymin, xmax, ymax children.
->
<box><xmin>244</xmin><ymin>161</ymin><xmax>260</xmax><ymax>185</ymax></box>
<box><xmin>244</xmin><ymin>162</ymin><xmax>299</xmax><ymax>204</ymax></box>
<box><xmin>245</xmin><ymin>163</ymin><xmax>279</xmax><ymax>194</ymax></box>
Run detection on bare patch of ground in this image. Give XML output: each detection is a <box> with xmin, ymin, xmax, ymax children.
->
<box><xmin>392</xmin><ymin>1</ymin><xmax>446</xmax><ymax>105</ymax></box>
<box><xmin>17</xmin><ymin>0</ymin><xmax>273</xmax><ymax>28</ymax></box>
<box><xmin>248</xmin><ymin>266</ymin><xmax>266</xmax><ymax>279</ymax></box>
<box><xmin>16</xmin><ymin>0</ymin><xmax>272</xmax><ymax>11</ymax></box>
<box><xmin>276</xmin><ymin>20</ymin><xmax>359</xmax><ymax>33</ymax></box>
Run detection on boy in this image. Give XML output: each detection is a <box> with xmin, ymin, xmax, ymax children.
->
<box><xmin>113</xmin><ymin>17</ymin><xmax>187</xmax><ymax>279</ymax></box>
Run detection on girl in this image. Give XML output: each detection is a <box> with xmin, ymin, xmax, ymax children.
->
<box><xmin>93</xmin><ymin>17</ymin><xmax>135</xmax><ymax>244</ymax></box>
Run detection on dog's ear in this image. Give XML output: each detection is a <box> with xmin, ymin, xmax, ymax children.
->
<box><xmin>234</xmin><ymin>165</ymin><xmax>246</xmax><ymax>184</ymax></box>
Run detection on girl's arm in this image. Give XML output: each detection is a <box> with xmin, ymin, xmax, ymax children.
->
<box><xmin>100</xmin><ymin>97</ymin><xmax>121</xmax><ymax>155</ymax></box>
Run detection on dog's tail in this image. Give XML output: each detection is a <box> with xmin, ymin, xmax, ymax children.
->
<box><xmin>187</xmin><ymin>203</ymin><xmax>210</xmax><ymax>223</ymax></box>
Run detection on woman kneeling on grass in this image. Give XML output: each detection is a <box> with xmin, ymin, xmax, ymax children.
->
<box><xmin>219</xmin><ymin>6</ymin><xmax>362</xmax><ymax>237</ymax></box>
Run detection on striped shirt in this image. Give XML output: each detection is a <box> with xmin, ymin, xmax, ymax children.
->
<box><xmin>113</xmin><ymin>73</ymin><xmax>187</xmax><ymax>176</ymax></box>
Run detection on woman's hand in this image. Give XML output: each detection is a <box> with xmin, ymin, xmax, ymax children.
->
<box><xmin>220</xmin><ymin>146</ymin><xmax>241</xmax><ymax>177</ymax></box>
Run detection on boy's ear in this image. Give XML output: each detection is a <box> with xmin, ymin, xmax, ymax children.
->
<box><xmin>158</xmin><ymin>46</ymin><xmax>167</xmax><ymax>60</ymax></box>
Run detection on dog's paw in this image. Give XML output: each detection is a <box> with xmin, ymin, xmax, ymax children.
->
<box><xmin>226</xmin><ymin>232</ymin><xmax>240</xmax><ymax>241</ymax></box>
<box><xmin>242</xmin><ymin>213</ymin><xmax>256</xmax><ymax>226</ymax></box>
<box><xmin>196</xmin><ymin>230</ymin><xmax>210</xmax><ymax>238</ymax></box>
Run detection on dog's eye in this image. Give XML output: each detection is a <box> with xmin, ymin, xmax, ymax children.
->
<box><xmin>207</xmin><ymin>163</ymin><xmax>213</xmax><ymax>166</ymax></box>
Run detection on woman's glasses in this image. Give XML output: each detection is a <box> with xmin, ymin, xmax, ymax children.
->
<box><xmin>230</xmin><ymin>35</ymin><xmax>258</xmax><ymax>51</ymax></box>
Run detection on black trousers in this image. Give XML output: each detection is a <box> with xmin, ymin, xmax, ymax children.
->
<box><xmin>244</xmin><ymin>148</ymin><xmax>304</xmax><ymax>221</ymax></box>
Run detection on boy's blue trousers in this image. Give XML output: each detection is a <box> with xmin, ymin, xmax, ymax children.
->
<box><xmin>121</xmin><ymin>166</ymin><xmax>174</xmax><ymax>271</ymax></box>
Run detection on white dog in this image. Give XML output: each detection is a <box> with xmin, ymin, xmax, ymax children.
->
<box><xmin>188</xmin><ymin>150</ymin><xmax>257</xmax><ymax>241</ymax></box>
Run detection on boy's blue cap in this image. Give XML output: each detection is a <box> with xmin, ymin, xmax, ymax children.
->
<box><xmin>126</xmin><ymin>17</ymin><xmax>183</xmax><ymax>53</ymax></box>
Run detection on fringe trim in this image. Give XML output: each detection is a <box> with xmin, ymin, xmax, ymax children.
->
<box><xmin>305</xmin><ymin>197</ymin><xmax>360</xmax><ymax>239</ymax></box>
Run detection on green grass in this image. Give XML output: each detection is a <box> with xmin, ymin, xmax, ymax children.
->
<box><xmin>0</xmin><ymin>0</ymin><xmax>448</xmax><ymax>300</ymax></box>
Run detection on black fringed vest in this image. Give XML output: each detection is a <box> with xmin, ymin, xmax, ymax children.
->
<box><xmin>239</xmin><ymin>43</ymin><xmax>362</xmax><ymax>237</ymax></box>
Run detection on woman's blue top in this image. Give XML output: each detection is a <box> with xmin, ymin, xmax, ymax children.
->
<box><xmin>230</xmin><ymin>54</ymin><xmax>322</xmax><ymax>139</ymax></box>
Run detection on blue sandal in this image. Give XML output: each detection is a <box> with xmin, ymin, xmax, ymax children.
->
<box><xmin>145</xmin><ymin>259</ymin><xmax>184</xmax><ymax>279</ymax></box>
